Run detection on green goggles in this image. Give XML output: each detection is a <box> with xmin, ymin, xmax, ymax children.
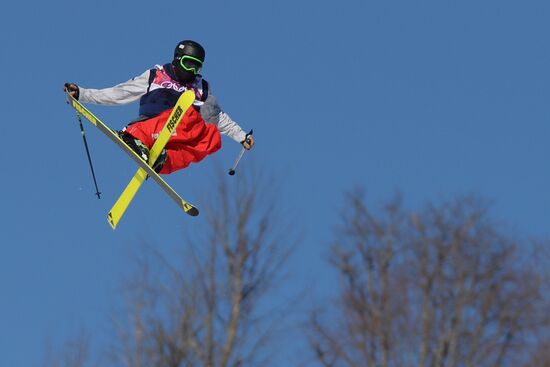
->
<box><xmin>178</xmin><ymin>55</ymin><xmax>203</xmax><ymax>75</ymax></box>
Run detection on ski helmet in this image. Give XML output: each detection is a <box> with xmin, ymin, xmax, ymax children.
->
<box><xmin>172</xmin><ymin>40</ymin><xmax>205</xmax><ymax>84</ymax></box>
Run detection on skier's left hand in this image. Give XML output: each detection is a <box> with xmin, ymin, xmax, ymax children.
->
<box><xmin>242</xmin><ymin>134</ymin><xmax>254</xmax><ymax>150</ymax></box>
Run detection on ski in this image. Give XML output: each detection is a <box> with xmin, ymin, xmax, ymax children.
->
<box><xmin>66</xmin><ymin>92</ymin><xmax>199</xmax><ymax>228</ymax></box>
<box><xmin>107</xmin><ymin>90</ymin><xmax>196</xmax><ymax>229</ymax></box>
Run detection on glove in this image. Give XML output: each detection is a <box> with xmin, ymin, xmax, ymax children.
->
<box><xmin>64</xmin><ymin>82</ymin><xmax>80</xmax><ymax>100</ymax></box>
<box><xmin>241</xmin><ymin>132</ymin><xmax>254</xmax><ymax>150</ymax></box>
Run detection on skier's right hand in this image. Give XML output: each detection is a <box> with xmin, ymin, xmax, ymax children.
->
<box><xmin>64</xmin><ymin>82</ymin><xmax>79</xmax><ymax>100</ymax></box>
<box><xmin>242</xmin><ymin>134</ymin><xmax>254</xmax><ymax>150</ymax></box>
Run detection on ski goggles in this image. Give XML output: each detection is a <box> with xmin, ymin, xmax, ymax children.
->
<box><xmin>178</xmin><ymin>55</ymin><xmax>203</xmax><ymax>75</ymax></box>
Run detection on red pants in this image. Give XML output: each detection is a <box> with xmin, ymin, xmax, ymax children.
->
<box><xmin>125</xmin><ymin>106</ymin><xmax>221</xmax><ymax>174</ymax></box>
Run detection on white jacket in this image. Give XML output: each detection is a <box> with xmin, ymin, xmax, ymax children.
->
<box><xmin>78</xmin><ymin>66</ymin><xmax>247</xmax><ymax>143</ymax></box>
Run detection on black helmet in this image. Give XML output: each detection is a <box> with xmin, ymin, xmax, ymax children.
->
<box><xmin>174</xmin><ymin>40</ymin><xmax>205</xmax><ymax>62</ymax></box>
<box><xmin>172</xmin><ymin>40</ymin><xmax>205</xmax><ymax>84</ymax></box>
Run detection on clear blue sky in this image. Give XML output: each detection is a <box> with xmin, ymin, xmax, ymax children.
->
<box><xmin>1</xmin><ymin>0</ymin><xmax>549</xmax><ymax>366</ymax></box>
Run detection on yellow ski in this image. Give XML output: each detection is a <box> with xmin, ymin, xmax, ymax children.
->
<box><xmin>107</xmin><ymin>90</ymin><xmax>195</xmax><ymax>229</ymax></box>
<box><xmin>66</xmin><ymin>91</ymin><xmax>199</xmax><ymax>230</ymax></box>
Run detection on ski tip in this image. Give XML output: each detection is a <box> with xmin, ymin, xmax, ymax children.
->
<box><xmin>187</xmin><ymin>208</ymin><xmax>199</xmax><ymax>216</ymax></box>
<box><xmin>107</xmin><ymin>213</ymin><xmax>118</xmax><ymax>230</ymax></box>
<box><xmin>184</xmin><ymin>203</ymin><xmax>199</xmax><ymax>216</ymax></box>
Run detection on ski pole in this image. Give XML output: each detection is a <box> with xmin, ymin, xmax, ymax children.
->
<box><xmin>67</xmin><ymin>92</ymin><xmax>102</xmax><ymax>199</ymax></box>
<box><xmin>228</xmin><ymin>129</ymin><xmax>253</xmax><ymax>176</ymax></box>
<box><xmin>76</xmin><ymin>112</ymin><xmax>102</xmax><ymax>199</ymax></box>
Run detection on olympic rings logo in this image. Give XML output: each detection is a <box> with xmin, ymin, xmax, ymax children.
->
<box><xmin>159</xmin><ymin>81</ymin><xmax>186</xmax><ymax>92</ymax></box>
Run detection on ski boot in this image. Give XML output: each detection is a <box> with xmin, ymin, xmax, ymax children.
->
<box><xmin>117</xmin><ymin>130</ymin><xmax>150</xmax><ymax>162</ymax></box>
<box><xmin>117</xmin><ymin>130</ymin><xmax>167</xmax><ymax>173</ymax></box>
<box><xmin>151</xmin><ymin>149</ymin><xmax>167</xmax><ymax>173</ymax></box>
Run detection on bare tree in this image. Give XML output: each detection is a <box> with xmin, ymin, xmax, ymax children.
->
<box><xmin>308</xmin><ymin>190</ymin><xmax>550</xmax><ymax>367</ymax></box>
<box><xmin>521</xmin><ymin>338</ymin><xmax>550</xmax><ymax>367</ymax></box>
<box><xmin>110</xmin><ymin>167</ymin><xmax>295</xmax><ymax>367</ymax></box>
<box><xmin>42</xmin><ymin>330</ymin><xmax>94</xmax><ymax>367</ymax></box>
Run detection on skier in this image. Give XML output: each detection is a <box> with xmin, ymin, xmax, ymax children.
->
<box><xmin>64</xmin><ymin>40</ymin><xmax>254</xmax><ymax>174</ymax></box>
